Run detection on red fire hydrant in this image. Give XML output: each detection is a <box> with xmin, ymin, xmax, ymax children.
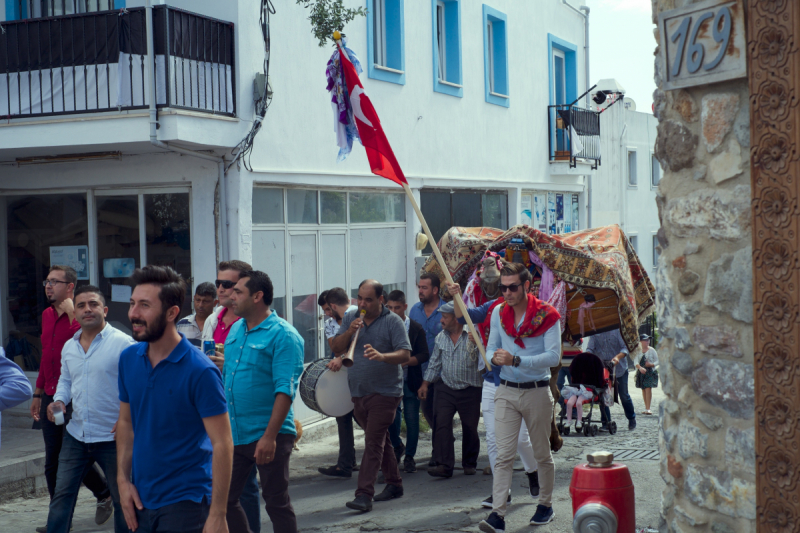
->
<box><xmin>569</xmin><ymin>451</ymin><xmax>635</xmax><ymax>533</ymax></box>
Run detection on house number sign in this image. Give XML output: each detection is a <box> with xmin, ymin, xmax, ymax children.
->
<box><xmin>657</xmin><ymin>0</ymin><xmax>746</xmax><ymax>90</ymax></box>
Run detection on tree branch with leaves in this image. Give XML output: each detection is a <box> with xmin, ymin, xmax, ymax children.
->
<box><xmin>296</xmin><ymin>0</ymin><xmax>367</xmax><ymax>47</ymax></box>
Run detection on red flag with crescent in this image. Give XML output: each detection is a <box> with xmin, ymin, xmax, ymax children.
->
<box><xmin>337</xmin><ymin>45</ymin><xmax>407</xmax><ymax>186</ymax></box>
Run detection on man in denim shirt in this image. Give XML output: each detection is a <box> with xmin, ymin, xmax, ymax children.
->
<box><xmin>224</xmin><ymin>270</ymin><xmax>304</xmax><ymax>533</ymax></box>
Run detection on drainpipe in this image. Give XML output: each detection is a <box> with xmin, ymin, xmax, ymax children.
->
<box><xmin>145</xmin><ymin>0</ymin><xmax>229</xmax><ymax>261</ymax></box>
<box><xmin>562</xmin><ymin>1</ymin><xmax>593</xmax><ymax>227</ymax></box>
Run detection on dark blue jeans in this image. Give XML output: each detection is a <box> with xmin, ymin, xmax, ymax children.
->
<box><xmin>46</xmin><ymin>432</ymin><xmax>125</xmax><ymax>533</ymax></box>
<box><xmin>388</xmin><ymin>381</ymin><xmax>421</xmax><ymax>459</ymax></box>
<box><xmin>602</xmin><ymin>371</ymin><xmax>636</xmax><ymax>423</ymax></box>
<box><xmin>134</xmin><ymin>499</ymin><xmax>209</xmax><ymax>533</ymax></box>
<box><xmin>241</xmin><ymin>466</ymin><xmax>261</xmax><ymax>533</ymax></box>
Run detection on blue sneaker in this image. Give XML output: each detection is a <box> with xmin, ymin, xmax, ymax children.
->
<box><xmin>530</xmin><ymin>504</ymin><xmax>555</xmax><ymax>525</ymax></box>
<box><xmin>479</xmin><ymin>512</ymin><xmax>506</xmax><ymax>532</ymax></box>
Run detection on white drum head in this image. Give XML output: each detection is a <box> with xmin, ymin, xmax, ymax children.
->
<box><xmin>315</xmin><ymin>366</ymin><xmax>354</xmax><ymax>417</ymax></box>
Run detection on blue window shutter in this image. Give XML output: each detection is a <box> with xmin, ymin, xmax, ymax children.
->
<box><xmin>432</xmin><ymin>0</ymin><xmax>462</xmax><ymax>97</ymax></box>
<box><xmin>483</xmin><ymin>5</ymin><xmax>508</xmax><ymax>107</ymax></box>
<box><xmin>368</xmin><ymin>0</ymin><xmax>405</xmax><ymax>85</ymax></box>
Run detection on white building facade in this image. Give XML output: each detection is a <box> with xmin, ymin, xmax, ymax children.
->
<box><xmin>592</xmin><ymin>101</ymin><xmax>661</xmax><ymax>278</ymax></box>
<box><xmin>0</xmin><ymin>0</ymin><xmax>594</xmax><ymax>424</ymax></box>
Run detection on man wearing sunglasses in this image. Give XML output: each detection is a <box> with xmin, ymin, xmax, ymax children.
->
<box><xmin>31</xmin><ymin>266</ymin><xmax>113</xmax><ymax>533</ymax></box>
<box><xmin>479</xmin><ymin>263</ymin><xmax>561</xmax><ymax>532</ymax></box>
<box><xmin>200</xmin><ymin>259</ymin><xmax>261</xmax><ymax>533</ymax></box>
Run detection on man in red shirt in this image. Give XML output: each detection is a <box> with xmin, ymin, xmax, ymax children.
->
<box><xmin>30</xmin><ymin>266</ymin><xmax>112</xmax><ymax>532</ymax></box>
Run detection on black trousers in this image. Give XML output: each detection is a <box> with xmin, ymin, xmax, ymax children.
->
<box><xmin>335</xmin><ymin>411</ymin><xmax>357</xmax><ymax>473</ymax></box>
<box><xmin>226</xmin><ymin>434</ymin><xmax>297</xmax><ymax>533</ymax></box>
<box><xmin>40</xmin><ymin>394</ymin><xmax>109</xmax><ymax>501</ymax></box>
<box><xmin>421</xmin><ymin>381</ymin><xmax>436</xmax><ymax>452</ymax></box>
<box><xmin>432</xmin><ymin>383</ymin><xmax>482</xmax><ymax>472</ymax></box>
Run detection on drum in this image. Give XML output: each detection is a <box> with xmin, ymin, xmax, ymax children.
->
<box><xmin>299</xmin><ymin>359</ymin><xmax>353</xmax><ymax>417</ymax></box>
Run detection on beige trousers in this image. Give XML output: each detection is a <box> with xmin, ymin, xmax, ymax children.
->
<box><xmin>492</xmin><ymin>383</ymin><xmax>555</xmax><ymax>516</ymax></box>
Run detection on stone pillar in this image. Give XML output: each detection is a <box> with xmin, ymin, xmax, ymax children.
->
<box><xmin>651</xmin><ymin>1</ymin><xmax>755</xmax><ymax>532</ymax></box>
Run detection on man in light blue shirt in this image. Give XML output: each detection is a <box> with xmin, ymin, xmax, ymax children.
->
<box><xmin>224</xmin><ymin>270</ymin><xmax>304</xmax><ymax>533</ymax></box>
<box><xmin>408</xmin><ymin>272</ymin><xmax>445</xmax><ymax>464</ymax></box>
<box><xmin>480</xmin><ymin>263</ymin><xmax>560</xmax><ymax>533</ymax></box>
<box><xmin>45</xmin><ymin>285</ymin><xmax>136</xmax><ymax>533</ymax></box>
<box><xmin>0</xmin><ymin>348</ymin><xmax>32</xmax><ymax>451</ymax></box>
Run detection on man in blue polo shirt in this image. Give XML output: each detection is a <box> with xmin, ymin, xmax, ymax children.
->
<box><xmin>408</xmin><ymin>272</ymin><xmax>444</xmax><ymax>464</ymax></box>
<box><xmin>116</xmin><ymin>265</ymin><xmax>233</xmax><ymax>533</ymax></box>
<box><xmin>224</xmin><ymin>270</ymin><xmax>304</xmax><ymax>533</ymax></box>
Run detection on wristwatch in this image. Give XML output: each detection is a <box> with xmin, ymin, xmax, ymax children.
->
<box><xmin>33</xmin><ymin>394</ymin><xmax>42</xmax><ymax>399</ymax></box>
<box><xmin>513</xmin><ymin>355</ymin><xmax>521</xmax><ymax>367</ymax></box>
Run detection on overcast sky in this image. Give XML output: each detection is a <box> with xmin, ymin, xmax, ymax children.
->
<box><xmin>587</xmin><ymin>0</ymin><xmax>656</xmax><ymax>114</ymax></box>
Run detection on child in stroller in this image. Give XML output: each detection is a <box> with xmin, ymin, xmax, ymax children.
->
<box><xmin>557</xmin><ymin>352</ymin><xmax>618</xmax><ymax>436</ymax></box>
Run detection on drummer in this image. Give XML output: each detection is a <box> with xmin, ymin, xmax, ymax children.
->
<box><xmin>223</xmin><ymin>270</ymin><xmax>304</xmax><ymax>533</ymax></box>
<box><xmin>331</xmin><ymin>280</ymin><xmax>411</xmax><ymax>513</ymax></box>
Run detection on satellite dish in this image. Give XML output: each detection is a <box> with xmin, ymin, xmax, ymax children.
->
<box><xmin>623</xmin><ymin>98</ymin><xmax>637</xmax><ymax>112</ymax></box>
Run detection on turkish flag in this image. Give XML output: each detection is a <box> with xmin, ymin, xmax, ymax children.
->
<box><xmin>338</xmin><ymin>46</ymin><xmax>407</xmax><ymax>186</ymax></box>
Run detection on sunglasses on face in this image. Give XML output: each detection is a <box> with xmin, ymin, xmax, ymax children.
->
<box><xmin>215</xmin><ymin>280</ymin><xmax>236</xmax><ymax>289</ymax></box>
<box><xmin>499</xmin><ymin>283</ymin><xmax>523</xmax><ymax>293</ymax></box>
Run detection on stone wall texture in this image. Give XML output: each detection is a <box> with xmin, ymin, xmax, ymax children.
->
<box><xmin>651</xmin><ymin>1</ymin><xmax>755</xmax><ymax>532</ymax></box>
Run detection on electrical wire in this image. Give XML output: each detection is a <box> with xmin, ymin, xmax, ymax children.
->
<box><xmin>226</xmin><ymin>0</ymin><xmax>274</xmax><ymax>173</ymax></box>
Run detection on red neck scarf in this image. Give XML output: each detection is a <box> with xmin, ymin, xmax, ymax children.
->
<box><xmin>499</xmin><ymin>294</ymin><xmax>561</xmax><ymax>348</ymax></box>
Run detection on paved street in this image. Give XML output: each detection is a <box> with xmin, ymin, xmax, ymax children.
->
<box><xmin>0</xmin><ymin>378</ymin><xmax>664</xmax><ymax>532</ymax></box>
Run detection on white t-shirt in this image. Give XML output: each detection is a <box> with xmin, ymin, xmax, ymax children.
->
<box><xmin>324</xmin><ymin>305</ymin><xmax>358</xmax><ymax>339</ymax></box>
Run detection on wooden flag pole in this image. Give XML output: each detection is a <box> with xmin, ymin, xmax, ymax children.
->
<box><xmin>401</xmin><ymin>183</ymin><xmax>492</xmax><ymax>371</ymax></box>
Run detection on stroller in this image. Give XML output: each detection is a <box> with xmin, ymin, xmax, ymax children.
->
<box><xmin>556</xmin><ymin>352</ymin><xmax>618</xmax><ymax>436</ymax></box>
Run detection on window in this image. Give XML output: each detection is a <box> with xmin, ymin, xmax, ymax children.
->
<box><xmin>349</xmin><ymin>193</ymin><xmax>405</xmax><ymax>223</ymax></box>
<box><xmin>547</xmin><ymin>34</ymin><xmax>577</xmax><ymax>158</ymax></box>
<box><xmin>628</xmin><ymin>150</ymin><xmax>638</xmax><ymax>187</ymax></box>
<box><xmin>287</xmin><ymin>190</ymin><xmax>318</xmax><ymax>224</ymax></box>
<box><xmin>252</xmin><ymin>188</ymin><xmax>285</xmax><ymax>224</ymax></box>
<box><xmin>651</xmin><ymin>154</ymin><xmax>661</xmax><ymax>187</ymax></box>
<box><xmin>629</xmin><ymin>235</ymin><xmax>638</xmax><ymax>253</ymax></box>
<box><xmin>653</xmin><ymin>235</ymin><xmax>661</xmax><ymax>265</ymax></box>
<box><xmin>6</xmin><ymin>0</ymin><xmax>121</xmax><ymax>20</ymax></box>
<box><xmin>483</xmin><ymin>5</ymin><xmax>508</xmax><ymax>107</ymax></box>
<box><xmin>420</xmin><ymin>190</ymin><xmax>508</xmax><ymax>253</ymax></box>
<box><xmin>367</xmin><ymin>0</ymin><xmax>405</xmax><ymax>85</ymax></box>
<box><xmin>432</xmin><ymin>0</ymin><xmax>462</xmax><ymax>97</ymax></box>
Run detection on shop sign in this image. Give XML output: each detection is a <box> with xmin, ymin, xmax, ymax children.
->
<box><xmin>657</xmin><ymin>0</ymin><xmax>746</xmax><ymax>90</ymax></box>
<box><xmin>50</xmin><ymin>246</ymin><xmax>89</xmax><ymax>280</ymax></box>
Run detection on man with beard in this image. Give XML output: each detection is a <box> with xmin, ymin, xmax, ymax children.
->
<box><xmin>31</xmin><ymin>266</ymin><xmax>112</xmax><ymax>533</ymax></box>
<box><xmin>479</xmin><ymin>263</ymin><xmax>561</xmax><ymax>532</ymax></box>
<box><xmin>117</xmin><ymin>266</ymin><xmax>233</xmax><ymax>533</ymax></box>
<box><xmin>317</xmin><ymin>287</ymin><xmax>359</xmax><ymax>478</ymax></box>
<box><xmin>407</xmin><ymin>272</ymin><xmax>444</xmax><ymax>465</ymax></box>
<box><xmin>224</xmin><ymin>270</ymin><xmax>304</xmax><ymax>533</ymax></box>
<box><xmin>200</xmin><ymin>260</ymin><xmax>261</xmax><ymax>532</ymax></box>
<box><xmin>45</xmin><ymin>286</ymin><xmax>135</xmax><ymax>533</ymax></box>
<box><xmin>177</xmin><ymin>282</ymin><xmax>218</xmax><ymax>346</ymax></box>
<box><xmin>331</xmin><ymin>280</ymin><xmax>411</xmax><ymax>512</ymax></box>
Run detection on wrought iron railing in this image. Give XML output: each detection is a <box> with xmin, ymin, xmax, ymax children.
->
<box><xmin>0</xmin><ymin>5</ymin><xmax>235</xmax><ymax>120</ymax></box>
<box><xmin>548</xmin><ymin>104</ymin><xmax>601</xmax><ymax>170</ymax></box>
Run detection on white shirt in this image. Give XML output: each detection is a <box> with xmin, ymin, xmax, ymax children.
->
<box><xmin>324</xmin><ymin>305</ymin><xmax>358</xmax><ymax>339</ymax></box>
<box><xmin>176</xmin><ymin>313</ymin><xmax>203</xmax><ymax>340</ymax></box>
<box><xmin>54</xmin><ymin>324</ymin><xmax>137</xmax><ymax>443</ymax></box>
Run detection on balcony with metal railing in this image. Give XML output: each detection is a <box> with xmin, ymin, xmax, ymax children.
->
<box><xmin>0</xmin><ymin>5</ymin><xmax>235</xmax><ymax>119</ymax></box>
<box><xmin>548</xmin><ymin>103</ymin><xmax>601</xmax><ymax>171</ymax></box>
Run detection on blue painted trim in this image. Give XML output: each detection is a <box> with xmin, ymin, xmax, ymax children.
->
<box><xmin>431</xmin><ymin>0</ymin><xmax>462</xmax><ymax>98</ymax></box>
<box><xmin>547</xmin><ymin>33</ymin><xmax>578</xmax><ymax>157</ymax></box>
<box><xmin>483</xmin><ymin>5</ymin><xmax>508</xmax><ymax>108</ymax></box>
<box><xmin>115</xmin><ymin>0</ymin><xmax>127</xmax><ymax>8</ymax></box>
<box><xmin>367</xmin><ymin>0</ymin><xmax>405</xmax><ymax>85</ymax></box>
<box><xmin>5</xmin><ymin>0</ymin><xmax>26</xmax><ymax>20</ymax></box>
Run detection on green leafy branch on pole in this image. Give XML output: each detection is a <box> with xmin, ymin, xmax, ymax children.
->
<box><xmin>296</xmin><ymin>0</ymin><xmax>367</xmax><ymax>47</ymax></box>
